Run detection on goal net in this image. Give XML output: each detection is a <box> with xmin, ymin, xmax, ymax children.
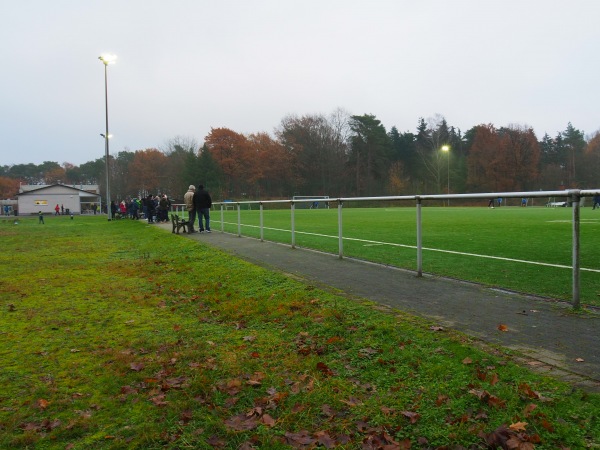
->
<box><xmin>292</xmin><ymin>196</ymin><xmax>330</xmax><ymax>209</ymax></box>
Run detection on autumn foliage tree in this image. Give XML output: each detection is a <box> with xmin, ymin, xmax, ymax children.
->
<box><xmin>125</xmin><ymin>149</ymin><xmax>169</xmax><ymax>198</ymax></box>
<box><xmin>246</xmin><ymin>132</ymin><xmax>294</xmax><ymax>198</ymax></box>
<box><xmin>204</xmin><ymin>128</ymin><xmax>254</xmax><ymax>199</ymax></box>
<box><xmin>468</xmin><ymin>125</ymin><xmax>503</xmax><ymax>191</ymax></box>
<box><xmin>0</xmin><ymin>176</ymin><xmax>20</xmax><ymax>198</ymax></box>
<box><xmin>581</xmin><ymin>132</ymin><xmax>600</xmax><ymax>189</ymax></box>
<box><xmin>497</xmin><ymin>125</ymin><xmax>540</xmax><ymax>191</ymax></box>
<box><xmin>467</xmin><ymin>124</ymin><xmax>540</xmax><ymax>192</ymax></box>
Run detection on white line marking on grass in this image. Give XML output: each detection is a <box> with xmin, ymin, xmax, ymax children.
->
<box><xmin>548</xmin><ymin>219</ymin><xmax>599</xmax><ymax>223</ymax></box>
<box><xmin>344</xmin><ymin>237</ymin><xmax>600</xmax><ymax>273</ymax></box>
<box><xmin>221</xmin><ymin>222</ymin><xmax>600</xmax><ymax>273</ymax></box>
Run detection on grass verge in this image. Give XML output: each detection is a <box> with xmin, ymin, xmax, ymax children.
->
<box><xmin>0</xmin><ymin>216</ymin><xmax>598</xmax><ymax>449</ymax></box>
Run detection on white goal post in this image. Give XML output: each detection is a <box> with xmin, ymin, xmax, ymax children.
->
<box><xmin>292</xmin><ymin>196</ymin><xmax>330</xmax><ymax>209</ymax></box>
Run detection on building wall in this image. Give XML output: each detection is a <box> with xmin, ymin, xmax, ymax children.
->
<box><xmin>18</xmin><ymin>186</ymin><xmax>100</xmax><ymax>215</ymax></box>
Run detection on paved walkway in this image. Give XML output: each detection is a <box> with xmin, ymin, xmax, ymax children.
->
<box><xmin>159</xmin><ymin>225</ymin><xmax>600</xmax><ymax>392</ymax></box>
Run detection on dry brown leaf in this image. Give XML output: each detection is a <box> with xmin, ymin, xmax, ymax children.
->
<box><xmin>435</xmin><ymin>394</ymin><xmax>449</xmax><ymax>406</ymax></box>
<box><xmin>509</xmin><ymin>421</ymin><xmax>528</xmax><ymax>431</ymax></box>
<box><xmin>340</xmin><ymin>396</ymin><xmax>362</xmax><ymax>407</ymax></box>
<box><xmin>489</xmin><ymin>372</ymin><xmax>499</xmax><ymax>386</ymax></box>
<box><xmin>261</xmin><ymin>414</ymin><xmax>276</xmax><ymax>427</ymax></box>
<box><xmin>316</xmin><ymin>361</ymin><xmax>334</xmax><ymax>376</ymax></box>
<box><xmin>523</xmin><ymin>403</ymin><xmax>537</xmax><ymax>416</ymax></box>
<box><xmin>129</xmin><ymin>362</ymin><xmax>145</xmax><ymax>372</ymax></box>
<box><xmin>401</xmin><ymin>410</ymin><xmax>421</xmax><ymax>423</ymax></box>
<box><xmin>527</xmin><ymin>360</ymin><xmax>543</xmax><ymax>366</ymax></box>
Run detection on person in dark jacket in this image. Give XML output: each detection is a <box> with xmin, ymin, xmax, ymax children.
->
<box><xmin>158</xmin><ymin>195</ymin><xmax>169</xmax><ymax>222</ymax></box>
<box><xmin>193</xmin><ymin>184</ymin><xmax>212</xmax><ymax>232</ymax></box>
<box><xmin>145</xmin><ymin>195</ymin><xmax>156</xmax><ymax>223</ymax></box>
<box><xmin>110</xmin><ymin>200</ymin><xmax>118</xmax><ymax>219</ymax></box>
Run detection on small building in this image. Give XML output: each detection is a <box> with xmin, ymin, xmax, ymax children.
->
<box><xmin>17</xmin><ymin>184</ymin><xmax>102</xmax><ymax>215</ymax></box>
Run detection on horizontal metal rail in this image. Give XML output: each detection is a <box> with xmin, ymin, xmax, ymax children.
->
<box><xmin>201</xmin><ymin>189</ymin><xmax>599</xmax><ymax>309</ymax></box>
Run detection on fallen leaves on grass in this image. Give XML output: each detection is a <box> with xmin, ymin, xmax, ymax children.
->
<box><xmin>316</xmin><ymin>361</ymin><xmax>334</xmax><ymax>377</ymax></box>
<box><xmin>401</xmin><ymin>410</ymin><xmax>421</xmax><ymax>424</ymax></box>
<box><xmin>480</xmin><ymin>424</ymin><xmax>541</xmax><ymax>450</ymax></box>
<box><xmin>468</xmin><ymin>389</ymin><xmax>506</xmax><ymax>408</ymax></box>
<box><xmin>510</xmin><ymin>421</ymin><xmax>528</xmax><ymax>431</ymax></box>
<box><xmin>19</xmin><ymin>419</ymin><xmax>61</xmax><ymax>433</ymax></box>
<box><xmin>129</xmin><ymin>362</ymin><xmax>145</xmax><ymax>372</ymax></box>
<box><xmin>518</xmin><ymin>383</ymin><xmax>542</xmax><ymax>400</ymax></box>
<box><xmin>224</xmin><ymin>407</ymin><xmax>270</xmax><ymax>431</ymax></box>
<box><xmin>150</xmin><ymin>394</ymin><xmax>168</xmax><ymax>407</ymax></box>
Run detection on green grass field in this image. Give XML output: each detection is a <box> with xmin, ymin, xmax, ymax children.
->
<box><xmin>211</xmin><ymin>205</ymin><xmax>600</xmax><ymax>307</ymax></box>
<box><xmin>1</xmin><ymin>216</ymin><xmax>599</xmax><ymax>448</ymax></box>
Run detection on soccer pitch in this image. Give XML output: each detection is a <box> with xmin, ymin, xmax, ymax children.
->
<box><xmin>213</xmin><ymin>205</ymin><xmax>600</xmax><ymax>307</ymax></box>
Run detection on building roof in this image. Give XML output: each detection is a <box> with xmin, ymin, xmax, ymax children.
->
<box><xmin>18</xmin><ymin>183</ymin><xmax>101</xmax><ymax>198</ymax></box>
<box><xmin>19</xmin><ymin>184</ymin><xmax>99</xmax><ymax>195</ymax></box>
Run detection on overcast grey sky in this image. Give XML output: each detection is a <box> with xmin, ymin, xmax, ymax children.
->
<box><xmin>1</xmin><ymin>0</ymin><xmax>598</xmax><ymax>166</ymax></box>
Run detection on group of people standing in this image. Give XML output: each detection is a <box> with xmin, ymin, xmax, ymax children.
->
<box><xmin>184</xmin><ymin>184</ymin><xmax>212</xmax><ymax>233</ymax></box>
<box><xmin>109</xmin><ymin>194</ymin><xmax>172</xmax><ymax>222</ymax></box>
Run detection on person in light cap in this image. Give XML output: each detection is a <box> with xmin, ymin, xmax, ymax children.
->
<box><xmin>183</xmin><ymin>185</ymin><xmax>196</xmax><ymax>233</ymax></box>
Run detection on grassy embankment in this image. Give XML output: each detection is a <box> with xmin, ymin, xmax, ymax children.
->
<box><xmin>0</xmin><ymin>215</ymin><xmax>598</xmax><ymax>449</ymax></box>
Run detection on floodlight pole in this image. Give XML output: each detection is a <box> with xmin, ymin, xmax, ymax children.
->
<box><xmin>442</xmin><ymin>145</ymin><xmax>450</xmax><ymax>206</ymax></box>
<box><xmin>99</xmin><ymin>54</ymin><xmax>116</xmax><ymax>220</ymax></box>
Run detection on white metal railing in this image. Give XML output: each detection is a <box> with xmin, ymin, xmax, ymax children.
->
<box><xmin>189</xmin><ymin>189</ymin><xmax>599</xmax><ymax>309</ymax></box>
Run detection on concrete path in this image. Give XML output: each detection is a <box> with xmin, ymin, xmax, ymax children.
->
<box><xmin>159</xmin><ymin>225</ymin><xmax>600</xmax><ymax>392</ymax></box>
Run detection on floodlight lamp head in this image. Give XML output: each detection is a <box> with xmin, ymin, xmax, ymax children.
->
<box><xmin>98</xmin><ymin>54</ymin><xmax>117</xmax><ymax>65</ymax></box>
<box><xmin>441</xmin><ymin>145</ymin><xmax>450</xmax><ymax>152</ymax></box>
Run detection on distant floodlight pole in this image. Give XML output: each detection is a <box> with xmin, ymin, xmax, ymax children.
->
<box><xmin>99</xmin><ymin>54</ymin><xmax>117</xmax><ymax>220</ymax></box>
<box><xmin>441</xmin><ymin>145</ymin><xmax>450</xmax><ymax>206</ymax></box>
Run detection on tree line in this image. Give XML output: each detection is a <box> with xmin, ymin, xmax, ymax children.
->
<box><xmin>1</xmin><ymin>110</ymin><xmax>598</xmax><ymax>202</ymax></box>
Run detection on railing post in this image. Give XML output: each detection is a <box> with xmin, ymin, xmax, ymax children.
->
<box><xmin>291</xmin><ymin>202</ymin><xmax>296</xmax><ymax>249</ymax></box>
<box><xmin>337</xmin><ymin>200</ymin><xmax>344</xmax><ymax>259</ymax></box>
<box><xmin>571</xmin><ymin>190</ymin><xmax>581</xmax><ymax>309</ymax></box>
<box><xmin>220</xmin><ymin>204</ymin><xmax>224</xmax><ymax>233</ymax></box>
<box><xmin>237</xmin><ymin>204</ymin><xmax>241</xmax><ymax>237</ymax></box>
<box><xmin>416</xmin><ymin>196</ymin><xmax>423</xmax><ymax>277</ymax></box>
<box><xmin>260</xmin><ymin>202</ymin><xmax>264</xmax><ymax>242</ymax></box>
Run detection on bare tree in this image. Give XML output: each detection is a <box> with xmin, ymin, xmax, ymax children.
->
<box><xmin>161</xmin><ymin>136</ymin><xmax>201</xmax><ymax>155</ymax></box>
